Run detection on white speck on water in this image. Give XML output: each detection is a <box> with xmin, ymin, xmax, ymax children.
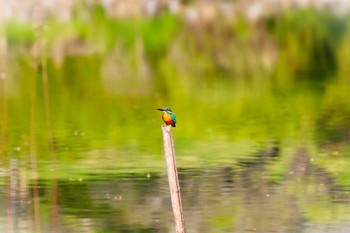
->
<box><xmin>114</xmin><ymin>195</ymin><xmax>122</xmax><ymax>201</ymax></box>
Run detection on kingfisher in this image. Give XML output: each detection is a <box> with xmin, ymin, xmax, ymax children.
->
<box><xmin>157</xmin><ymin>107</ymin><xmax>177</xmax><ymax>127</ymax></box>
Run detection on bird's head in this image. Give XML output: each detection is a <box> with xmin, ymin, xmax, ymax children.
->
<box><xmin>157</xmin><ymin>107</ymin><xmax>173</xmax><ymax>113</ymax></box>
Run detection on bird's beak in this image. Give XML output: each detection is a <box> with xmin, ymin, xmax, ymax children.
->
<box><xmin>157</xmin><ymin>108</ymin><xmax>165</xmax><ymax>111</ymax></box>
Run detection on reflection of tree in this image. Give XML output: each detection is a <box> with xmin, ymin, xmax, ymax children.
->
<box><xmin>289</xmin><ymin>148</ymin><xmax>350</xmax><ymax>204</ymax></box>
<box><xmin>179</xmin><ymin>147</ymin><xmax>350</xmax><ymax>232</ymax></box>
<box><xmin>3</xmin><ymin>146</ymin><xmax>350</xmax><ymax>232</ymax></box>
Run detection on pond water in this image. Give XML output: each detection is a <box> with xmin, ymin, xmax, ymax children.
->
<box><xmin>1</xmin><ymin>147</ymin><xmax>350</xmax><ymax>233</ymax></box>
<box><xmin>1</xmin><ymin>81</ymin><xmax>350</xmax><ymax>233</ymax></box>
<box><xmin>2</xmin><ymin>61</ymin><xmax>350</xmax><ymax>232</ymax></box>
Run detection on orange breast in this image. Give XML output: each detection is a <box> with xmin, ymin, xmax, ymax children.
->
<box><xmin>162</xmin><ymin>113</ymin><xmax>173</xmax><ymax>125</ymax></box>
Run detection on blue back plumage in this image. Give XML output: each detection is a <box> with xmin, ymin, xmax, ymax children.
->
<box><xmin>170</xmin><ymin>112</ymin><xmax>177</xmax><ymax>123</ymax></box>
<box><xmin>165</xmin><ymin>108</ymin><xmax>176</xmax><ymax>124</ymax></box>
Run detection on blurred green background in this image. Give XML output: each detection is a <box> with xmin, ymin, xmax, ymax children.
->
<box><xmin>1</xmin><ymin>1</ymin><xmax>350</xmax><ymax>232</ymax></box>
<box><xmin>4</xmin><ymin>2</ymin><xmax>350</xmax><ymax>171</ymax></box>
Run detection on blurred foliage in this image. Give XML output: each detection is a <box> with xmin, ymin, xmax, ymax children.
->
<box><xmin>266</xmin><ymin>10</ymin><xmax>347</xmax><ymax>84</ymax></box>
<box><xmin>2</xmin><ymin>5</ymin><xmax>350</xmax><ymax>182</ymax></box>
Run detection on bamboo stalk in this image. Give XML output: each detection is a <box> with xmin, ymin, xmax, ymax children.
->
<box><xmin>161</xmin><ymin>125</ymin><xmax>186</xmax><ymax>233</ymax></box>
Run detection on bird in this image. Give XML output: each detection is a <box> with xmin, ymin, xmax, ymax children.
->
<box><xmin>157</xmin><ymin>107</ymin><xmax>177</xmax><ymax>127</ymax></box>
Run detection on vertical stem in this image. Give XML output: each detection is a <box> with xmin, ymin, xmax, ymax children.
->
<box><xmin>0</xmin><ymin>0</ymin><xmax>7</xmax><ymax>152</ymax></box>
<box><xmin>30</xmin><ymin>59</ymin><xmax>41</xmax><ymax>233</ymax></box>
<box><xmin>161</xmin><ymin>125</ymin><xmax>186</xmax><ymax>233</ymax></box>
<box><xmin>40</xmin><ymin>38</ymin><xmax>55</xmax><ymax>153</ymax></box>
<box><xmin>40</xmin><ymin>34</ymin><xmax>58</xmax><ymax>233</ymax></box>
<box><xmin>32</xmin><ymin>3</ymin><xmax>58</xmax><ymax>230</ymax></box>
<box><xmin>0</xmin><ymin>0</ymin><xmax>12</xmax><ymax>232</ymax></box>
